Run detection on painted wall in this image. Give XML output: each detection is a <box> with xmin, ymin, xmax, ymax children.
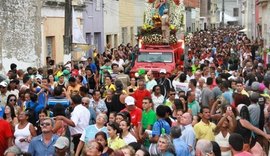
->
<box><xmin>0</xmin><ymin>0</ymin><xmax>42</xmax><ymax>73</ymax></box>
<box><xmin>104</xmin><ymin>0</ymin><xmax>119</xmax><ymax>48</ymax></box>
<box><xmin>41</xmin><ymin>5</ymin><xmax>84</xmax><ymax>65</ymax></box>
<box><xmin>83</xmin><ymin>0</ymin><xmax>105</xmax><ymax>54</ymax></box>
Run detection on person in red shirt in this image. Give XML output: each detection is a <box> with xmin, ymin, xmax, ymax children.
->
<box><xmin>121</xmin><ymin>96</ymin><xmax>142</xmax><ymax>127</ymax></box>
<box><xmin>0</xmin><ymin>118</ymin><xmax>13</xmax><ymax>155</ymax></box>
<box><xmin>132</xmin><ymin>80</ymin><xmax>151</xmax><ymax>109</ymax></box>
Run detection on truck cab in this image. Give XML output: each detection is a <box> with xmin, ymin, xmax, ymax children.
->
<box><xmin>130</xmin><ymin>41</ymin><xmax>184</xmax><ymax>78</ymax></box>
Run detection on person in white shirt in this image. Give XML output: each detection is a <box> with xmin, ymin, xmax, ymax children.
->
<box><xmin>172</xmin><ymin>73</ymin><xmax>189</xmax><ymax>96</ymax></box>
<box><xmin>112</xmin><ymin>53</ymin><xmax>124</xmax><ymax>69</ymax></box>
<box><xmin>146</xmin><ymin>71</ymin><xmax>157</xmax><ymax>92</ymax></box>
<box><xmin>56</xmin><ymin>94</ymin><xmax>90</xmax><ymax>154</ymax></box>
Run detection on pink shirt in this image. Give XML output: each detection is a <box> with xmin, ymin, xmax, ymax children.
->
<box><xmin>235</xmin><ymin>151</ymin><xmax>253</xmax><ymax>156</ymax></box>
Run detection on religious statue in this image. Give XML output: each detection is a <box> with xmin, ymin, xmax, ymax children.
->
<box><xmin>155</xmin><ymin>0</ymin><xmax>168</xmax><ymax>16</ymax></box>
<box><xmin>161</xmin><ymin>9</ymin><xmax>170</xmax><ymax>43</ymax></box>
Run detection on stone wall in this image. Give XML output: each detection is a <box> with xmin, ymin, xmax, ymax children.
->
<box><xmin>0</xmin><ymin>0</ymin><xmax>42</xmax><ymax>73</ymax></box>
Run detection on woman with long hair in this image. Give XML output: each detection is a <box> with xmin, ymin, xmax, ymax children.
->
<box><xmin>104</xmin><ymin>89</ymin><xmax>114</xmax><ymax>117</ymax></box>
<box><xmin>235</xmin><ymin>104</ymin><xmax>270</xmax><ymax>156</ymax></box>
<box><xmin>126</xmin><ymin>77</ymin><xmax>137</xmax><ymax>95</ymax></box>
<box><xmin>7</xmin><ymin>94</ymin><xmax>20</xmax><ymax>115</ymax></box>
<box><xmin>107</xmin><ymin>122</ymin><xmax>126</xmax><ymax>150</ymax></box>
<box><xmin>214</xmin><ymin>105</ymin><xmax>236</xmax><ymax>156</ymax></box>
<box><xmin>48</xmin><ymin>74</ymin><xmax>56</xmax><ymax>90</ymax></box>
<box><xmin>14</xmin><ymin>110</ymin><xmax>36</xmax><ymax>152</ymax></box>
<box><xmin>95</xmin><ymin>131</ymin><xmax>114</xmax><ymax>156</ymax></box>
<box><xmin>3</xmin><ymin>104</ymin><xmax>18</xmax><ymax>131</ymax></box>
<box><xmin>119</xmin><ymin>120</ymin><xmax>137</xmax><ymax>144</ymax></box>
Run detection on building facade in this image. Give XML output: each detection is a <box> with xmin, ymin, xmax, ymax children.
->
<box><xmin>183</xmin><ymin>0</ymin><xmax>200</xmax><ymax>32</ymax></box>
<box><xmin>119</xmin><ymin>0</ymin><xmax>144</xmax><ymax>46</ymax></box>
<box><xmin>41</xmin><ymin>0</ymin><xmax>85</xmax><ymax>65</ymax></box>
<box><xmin>104</xmin><ymin>0</ymin><xmax>119</xmax><ymax>49</ymax></box>
<box><xmin>256</xmin><ymin>0</ymin><xmax>270</xmax><ymax>48</ymax></box>
<box><xmin>83</xmin><ymin>0</ymin><xmax>105</xmax><ymax>55</ymax></box>
<box><xmin>216</xmin><ymin>0</ymin><xmax>241</xmax><ymax>26</ymax></box>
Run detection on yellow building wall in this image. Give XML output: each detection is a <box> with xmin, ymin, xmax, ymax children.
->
<box><xmin>43</xmin><ymin>17</ymin><xmax>83</xmax><ymax>64</ymax></box>
<box><xmin>44</xmin><ymin>17</ymin><xmax>65</xmax><ymax>64</ymax></box>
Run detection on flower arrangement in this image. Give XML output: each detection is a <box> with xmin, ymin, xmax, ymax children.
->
<box><xmin>152</xmin><ymin>14</ymin><xmax>161</xmax><ymax>27</ymax></box>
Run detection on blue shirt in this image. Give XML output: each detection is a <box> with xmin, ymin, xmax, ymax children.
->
<box><xmin>180</xmin><ymin>124</ymin><xmax>196</xmax><ymax>156</ymax></box>
<box><xmin>222</xmin><ymin>90</ymin><xmax>233</xmax><ymax>105</ymax></box>
<box><xmin>80</xmin><ymin>124</ymin><xmax>107</xmax><ymax>143</ymax></box>
<box><xmin>28</xmin><ymin>134</ymin><xmax>58</xmax><ymax>156</ymax></box>
<box><xmin>47</xmin><ymin>96</ymin><xmax>70</xmax><ymax>108</ymax></box>
<box><xmin>152</xmin><ymin>119</ymin><xmax>171</xmax><ymax>137</ymax></box>
<box><xmin>88</xmin><ymin>63</ymin><xmax>97</xmax><ymax>73</ymax></box>
<box><xmin>173</xmin><ymin>138</ymin><xmax>191</xmax><ymax>156</ymax></box>
<box><xmin>0</xmin><ymin>106</ymin><xmax>4</xmax><ymax>117</ymax></box>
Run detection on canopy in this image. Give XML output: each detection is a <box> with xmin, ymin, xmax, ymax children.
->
<box><xmin>220</xmin><ymin>12</ymin><xmax>238</xmax><ymax>23</ymax></box>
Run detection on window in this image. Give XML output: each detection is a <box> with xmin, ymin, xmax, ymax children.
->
<box><xmin>138</xmin><ymin>52</ymin><xmax>173</xmax><ymax>63</ymax></box>
<box><xmin>46</xmin><ymin>36</ymin><xmax>55</xmax><ymax>57</ymax></box>
<box><xmin>122</xmin><ymin>27</ymin><xmax>128</xmax><ymax>44</ymax></box>
<box><xmin>96</xmin><ymin>0</ymin><xmax>101</xmax><ymax>10</ymax></box>
<box><xmin>233</xmin><ymin>8</ymin><xmax>239</xmax><ymax>17</ymax></box>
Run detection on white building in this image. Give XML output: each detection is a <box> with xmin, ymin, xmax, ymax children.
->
<box><xmin>103</xmin><ymin>0</ymin><xmax>119</xmax><ymax>48</ymax></box>
<box><xmin>241</xmin><ymin>0</ymin><xmax>256</xmax><ymax>38</ymax></box>
<box><xmin>257</xmin><ymin>0</ymin><xmax>270</xmax><ymax>49</ymax></box>
<box><xmin>216</xmin><ymin>0</ymin><xmax>241</xmax><ymax>26</ymax></box>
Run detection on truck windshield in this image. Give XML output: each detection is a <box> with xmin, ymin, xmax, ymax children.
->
<box><xmin>138</xmin><ymin>52</ymin><xmax>173</xmax><ymax>63</ymax></box>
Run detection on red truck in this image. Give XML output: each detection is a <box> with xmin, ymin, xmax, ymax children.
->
<box><xmin>130</xmin><ymin>40</ymin><xmax>184</xmax><ymax>78</ymax></box>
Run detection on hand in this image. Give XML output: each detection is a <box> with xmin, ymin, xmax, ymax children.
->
<box><xmin>55</xmin><ymin>116</ymin><xmax>64</xmax><ymax>120</ymax></box>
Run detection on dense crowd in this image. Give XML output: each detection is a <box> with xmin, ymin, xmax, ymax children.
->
<box><xmin>1</xmin><ymin>26</ymin><xmax>270</xmax><ymax>156</ymax></box>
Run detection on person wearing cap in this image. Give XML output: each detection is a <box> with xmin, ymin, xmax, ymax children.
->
<box><xmin>121</xmin><ymin>96</ymin><xmax>142</xmax><ymax>128</ymax></box>
<box><xmin>28</xmin><ymin>118</ymin><xmax>59</xmax><ymax>156</ymax></box>
<box><xmin>0</xmin><ymin>81</ymin><xmax>8</xmax><ymax>107</ymax></box>
<box><xmin>7</xmin><ymin>79</ymin><xmax>19</xmax><ymax>99</ymax></box>
<box><xmin>161</xmin><ymin>8</ymin><xmax>170</xmax><ymax>43</ymax></box>
<box><xmin>157</xmin><ymin>69</ymin><xmax>172</xmax><ymax>98</ymax></box>
<box><xmin>4</xmin><ymin>145</ymin><xmax>22</xmax><ymax>156</ymax></box>
<box><xmin>54</xmin><ymin>136</ymin><xmax>70</xmax><ymax>156</ymax></box>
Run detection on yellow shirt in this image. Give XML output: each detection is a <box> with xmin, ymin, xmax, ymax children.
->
<box><xmin>194</xmin><ymin>120</ymin><xmax>216</xmax><ymax>141</ymax></box>
<box><xmin>108</xmin><ymin>136</ymin><xmax>126</xmax><ymax>150</ymax></box>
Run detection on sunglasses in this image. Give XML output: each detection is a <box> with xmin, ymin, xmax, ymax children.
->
<box><xmin>170</xmin><ymin>93</ymin><xmax>176</xmax><ymax>95</ymax></box>
<box><xmin>82</xmin><ymin>102</ymin><xmax>89</xmax><ymax>105</ymax></box>
<box><xmin>9</xmin><ymin>99</ymin><xmax>16</xmax><ymax>102</ymax></box>
<box><xmin>40</xmin><ymin>122</ymin><xmax>51</xmax><ymax>127</ymax></box>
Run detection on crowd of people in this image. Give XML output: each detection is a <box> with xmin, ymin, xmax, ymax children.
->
<box><xmin>0</xmin><ymin>26</ymin><xmax>270</xmax><ymax>156</ymax></box>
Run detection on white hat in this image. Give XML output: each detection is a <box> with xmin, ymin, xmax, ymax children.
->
<box><xmin>53</xmin><ymin>136</ymin><xmax>69</xmax><ymax>149</ymax></box>
<box><xmin>125</xmin><ymin>96</ymin><xmax>135</xmax><ymax>106</ymax></box>
<box><xmin>0</xmin><ymin>81</ymin><xmax>7</xmax><ymax>87</ymax></box>
<box><xmin>160</xmin><ymin>69</ymin><xmax>166</xmax><ymax>74</ymax></box>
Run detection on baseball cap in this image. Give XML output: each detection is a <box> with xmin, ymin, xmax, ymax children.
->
<box><xmin>160</xmin><ymin>69</ymin><xmax>166</xmax><ymax>74</ymax></box>
<box><xmin>0</xmin><ymin>81</ymin><xmax>7</xmax><ymax>87</ymax></box>
<box><xmin>125</xmin><ymin>96</ymin><xmax>135</xmax><ymax>106</ymax></box>
<box><xmin>53</xmin><ymin>136</ymin><xmax>69</xmax><ymax>149</ymax></box>
<box><xmin>4</xmin><ymin>146</ymin><xmax>21</xmax><ymax>155</ymax></box>
<box><xmin>251</xmin><ymin>82</ymin><xmax>260</xmax><ymax>91</ymax></box>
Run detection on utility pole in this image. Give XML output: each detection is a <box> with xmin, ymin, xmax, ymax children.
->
<box><xmin>221</xmin><ymin>0</ymin><xmax>225</xmax><ymax>27</ymax></box>
<box><xmin>64</xmin><ymin>0</ymin><xmax>72</xmax><ymax>54</ymax></box>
